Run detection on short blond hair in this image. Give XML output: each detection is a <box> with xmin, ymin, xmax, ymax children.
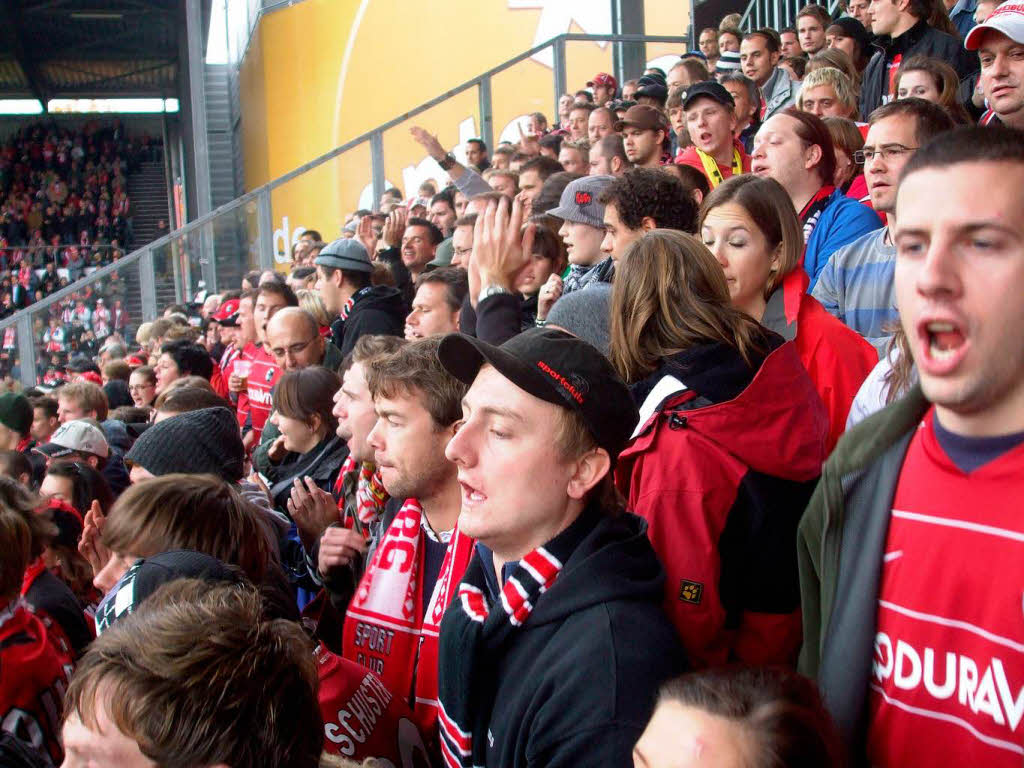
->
<box><xmin>59</xmin><ymin>381</ymin><xmax>109</xmax><ymax>422</ymax></box>
<box><xmin>797</xmin><ymin>67</ymin><xmax>859</xmax><ymax>119</ymax></box>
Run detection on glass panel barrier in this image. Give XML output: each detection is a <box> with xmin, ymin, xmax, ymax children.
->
<box><xmin>30</xmin><ymin>256</ymin><xmax>143</xmax><ymax>387</ymax></box>
<box><xmin>490</xmin><ymin>52</ymin><xmax>554</xmax><ymax>149</ymax></box>
<box><xmin>380</xmin><ymin>87</ymin><xmax>480</xmax><ymax>211</ymax></box>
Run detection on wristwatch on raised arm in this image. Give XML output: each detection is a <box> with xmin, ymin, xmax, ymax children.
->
<box><xmin>478</xmin><ymin>283</ymin><xmax>512</xmax><ymax>305</ymax></box>
<box><xmin>438</xmin><ymin>153</ymin><xmax>458</xmax><ymax>171</ymax></box>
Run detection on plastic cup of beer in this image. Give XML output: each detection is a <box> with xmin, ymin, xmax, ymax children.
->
<box><xmin>234</xmin><ymin>360</ymin><xmax>251</xmax><ymax>385</ymax></box>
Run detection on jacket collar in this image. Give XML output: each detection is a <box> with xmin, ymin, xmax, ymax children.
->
<box><xmin>875</xmin><ymin>18</ymin><xmax>929</xmax><ymax>56</ymax></box>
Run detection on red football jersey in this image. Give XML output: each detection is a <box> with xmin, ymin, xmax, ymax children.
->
<box><xmin>244</xmin><ymin>345</ymin><xmax>280</xmax><ymax>445</ymax></box>
<box><xmin>867</xmin><ymin>410</ymin><xmax>1024</xmax><ymax>766</ymax></box>
<box><xmin>0</xmin><ymin>601</ymin><xmax>74</xmax><ymax>765</ymax></box>
<box><xmin>316</xmin><ymin>645</ymin><xmax>432</xmax><ymax>766</ymax></box>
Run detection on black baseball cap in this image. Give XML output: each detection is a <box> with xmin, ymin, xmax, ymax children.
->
<box><xmin>437</xmin><ymin>328</ymin><xmax>638</xmax><ymax>463</ymax></box>
<box><xmin>94</xmin><ymin>549</ymin><xmax>244</xmax><ymax>635</ymax></box>
<box><xmin>683</xmin><ymin>80</ymin><xmax>736</xmax><ymax>111</ymax></box>
<box><xmin>634</xmin><ymin>74</ymin><xmax>669</xmax><ymax>102</ymax></box>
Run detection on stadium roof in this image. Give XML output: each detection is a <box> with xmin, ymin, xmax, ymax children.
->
<box><xmin>0</xmin><ymin>0</ymin><xmax>211</xmax><ymax>102</ymax></box>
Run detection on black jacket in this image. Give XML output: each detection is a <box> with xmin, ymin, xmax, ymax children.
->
<box><xmin>860</xmin><ymin>20</ymin><xmax>975</xmax><ymax>115</ymax></box>
<box><xmin>329</xmin><ymin>286</ymin><xmax>406</xmax><ymax>358</ymax></box>
<box><xmin>24</xmin><ymin>569</ymin><xmax>93</xmax><ymax>658</ymax></box>
<box><xmin>442</xmin><ymin>508</ymin><xmax>685</xmax><ymax>767</ymax></box>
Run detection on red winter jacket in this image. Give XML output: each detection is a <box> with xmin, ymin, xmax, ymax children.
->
<box><xmin>617</xmin><ymin>339</ymin><xmax>828</xmax><ymax>669</ymax></box>
<box><xmin>0</xmin><ymin>601</ymin><xmax>74</xmax><ymax>765</ymax></box>
<box><xmin>764</xmin><ymin>267</ymin><xmax>877</xmax><ymax>452</ymax></box>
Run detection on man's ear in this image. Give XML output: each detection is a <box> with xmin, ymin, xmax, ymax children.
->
<box><xmin>640</xmin><ymin>216</ymin><xmax>658</xmax><ymax>233</ymax></box>
<box><xmin>804</xmin><ymin>142</ymin><xmax>823</xmax><ymax>171</ymax></box>
<box><xmin>566</xmin><ymin>447</ymin><xmax>611</xmax><ymax>500</ymax></box>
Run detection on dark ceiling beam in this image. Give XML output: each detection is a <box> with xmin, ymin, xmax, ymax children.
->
<box><xmin>1</xmin><ymin>0</ymin><xmax>49</xmax><ymax>107</ymax></box>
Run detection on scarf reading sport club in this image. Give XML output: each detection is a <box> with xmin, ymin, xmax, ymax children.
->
<box><xmin>341</xmin><ymin>498</ymin><xmax>474</xmax><ymax>737</ymax></box>
<box><xmin>437</xmin><ymin>516</ymin><xmax>590</xmax><ymax>768</ymax></box>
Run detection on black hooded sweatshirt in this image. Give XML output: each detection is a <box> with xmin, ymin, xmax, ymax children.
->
<box><xmin>329</xmin><ymin>286</ymin><xmax>406</xmax><ymax>358</ymax></box>
<box><xmin>438</xmin><ymin>506</ymin><xmax>685</xmax><ymax>767</ymax></box>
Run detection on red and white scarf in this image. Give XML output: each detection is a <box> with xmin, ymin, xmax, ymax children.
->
<box><xmin>334</xmin><ymin>455</ymin><xmax>389</xmax><ymax>533</ymax></box>
<box><xmin>341</xmin><ymin>498</ymin><xmax>475</xmax><ymax>738</ymax></box>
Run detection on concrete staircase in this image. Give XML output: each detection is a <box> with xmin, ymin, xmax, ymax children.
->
<box><xmin>125</xmin><ymin>159</ymin><xmax>174</xmax><ymax>317</ymax></box>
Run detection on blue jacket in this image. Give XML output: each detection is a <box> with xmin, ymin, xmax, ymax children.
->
<box><xmin>805</xmin><ymin>190</ymin><xmax>883</xmax><ymax>291</ymax></box>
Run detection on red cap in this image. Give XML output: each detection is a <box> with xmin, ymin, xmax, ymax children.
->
<box><xmin>587</xmin><ymin>72</ymin><xmax>618</xmax><ymax>91</ymax></box>
<box><xmin>211</xmin><ymin>298</ymin><xmax>241</xmax><ymax>326</ymax></box>
<box><xmin>125</xmin><ymin>355</ymin><xmax>145</xmax><ymax>368</ymax></box>
<box><xmin>78</xmin><ymin>371</ymin><xmax>102</xmax><ymax>386</ymax></box>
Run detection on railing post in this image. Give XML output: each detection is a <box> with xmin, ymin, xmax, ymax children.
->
<box><xmin>199</xmin><ymin>225</ymin><xmax>217</xmax><ymax>294</ymax></box>
<box><xmin>171</xmin><ymin>242</ymin><xmax>183</xmax><ymax>304</ymax></box>
<box><xmin>257</xmin><ymin>188</ymin><xmax>274</xmax><ymax>270</ymax></box>
<box><xmin>139</xmin><ymin>247</ymin><xmax>158</xmax><ymax>321</ymax></box>
<box><xmin>552</xmin><ymin>38</ymin><xmax>567</xmax><ymax>119</ymax></box>
<box><xmin>370</xmin><ymin>133</ymin><xmax>385</xmax><ymax>213</ymax></box>
<box><xmin>478</xmin><ymin>75</ymin><xmax>494</xmax><ymax>153</ymax></box>
<box><xmin>16</xmin><ymin>314</ymin><xmax>35</xmax><ymax>388</ymax></box>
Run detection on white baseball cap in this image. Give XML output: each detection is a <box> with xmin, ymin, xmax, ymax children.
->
<box><xmin>35</xmin><ymin>420</ymin><xmax>110</xmax><ymax>460</ymax></box>
<box><xmin>965</xmin><ymin>1</ymin><xmax>1024</xmax><ymax>49</ymax></box>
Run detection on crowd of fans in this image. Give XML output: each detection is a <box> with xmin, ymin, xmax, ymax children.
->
<box><xmin>0</xmin><ymin>0</ymin><xmax>1022</xmax><ymax>766</ymax></box>
<box><xmin>0</xmin><ymin>120</ymin><xmax>161</xmax><ymax>382</ymax></box>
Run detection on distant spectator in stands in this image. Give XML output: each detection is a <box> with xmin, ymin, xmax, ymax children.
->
<box><xmin>678</xmin><ymin>82</ymin><xmax>751</xmax><ymax>187</ymax></box>
<box><xmin>315</xmin><ymin>239</ymin><xmax>404</xmax><ymax>357</ymax></box>
<box><xmin>741</xmin><ymin>28</ymin><xmax>798</xmax><ymax>120</ymax></box>
<box><xmin>568</xmin><ymin>102</ymin><xmax>595</xmax><ymax>141</ymax></box>
<box><xmin>616</xmin><ymin>105</ymin><xmax>669</xmax><ymax>169</ymax></box>
<box><xmin>128</xmin><ymin>365</ymin><xmax>157</xmax><ymax>408</ymax></box>
<box><xmin>751</xmin><ymin>108</ymin><xmax>882</xmax><ymax>287</ymax></box>
<box><xmin>154</xmin><ymin>340</ymin><xmax>214</xmax><ymax>396</ymax></box>
<box><xmin>587</xmin><ymin>72</ymin><xmax>618</xmax><ymax>104</ymax></box>
<box><xmin>860</xmin><ymin>0</ymin><xmax>973</xmax><ymax>114</ymax></box>
<box><xmin>797</xmin><ymin>66</ymin><xmax>861</xmax><ymax>119</ymax></box>
<box><xmin>797</xmin><ymin>4</ymin><xmax>831</xmax><ymax>54</ymax></box>
<box><xmin>450</xmin><ymin>214</ymin><xmax>475</xmax><ymax>268</ymax></box>
<box><xmin>405</xmin><ymin>267</ymin><xmax>467</xmax><ymax>341</ymax></box>
<box><xmin>718</xmin><ymin>27</ymin><xmax>742</xmax><ymax>53</ymax></box>
<box><xmin>428</xmin><ymin>190</ymin><xmax>458</xmax><ymax>237</ymax></box>
<box><xmin>465</xmin><ymin>138</ymin><xmax>489</xmax><ymax>172</ymax></box>
<box><xmin>721</xmin><ymin>73</ymin><xmax>761</xmax><ymax>152</ymax></box>
<box><xmin>634</xmin><ymin>74</ymin><xmax>670</xmax><ymax>109</ymax></box>
<box><xmin>589</xmin><ymin>134</ymin><xmax>629</xmax><ymax>176</ymax></box>
<box><xmin>538</xmin><ymin>132</ymin><xmax>563</xmax><ymax>160</ymax></box>
<box><xmin>827</xmin><ymin>17</ymin><xmax>873</xmax><ymax>72</ymax></box>
<box><xmin>491</xmin><ymin>145</ymin><xmax>515</xmax><ymax>170</ymax></box>
<box><xmin>30</xmin><ymin>396</ymin><xmax>59</xmax><ymax>445</ymax></box>
<box><xmin>894</xmin><ymin>56</ymin><xmax>972</xmax><ymax>123</ymax></box>
<box><xmin>780</xmin><ymin>26</ymin><xmax>802</xmax><ymax>56</ymax></box>
<box><xmin>558</xmin><ymin>139</ymin><xmax>589</xmax><ymax>175</ymax></box>
<box><xmin>699</xmin><ymin>26</ymin><xmax>722</xmax><ymax>68</ymax></box>
<box><xmin>486</xmin><ymin>169</ymin><xmax>519</xmax><ymax>198</ymax></box>
<box><xmin>516</xmin><ymin>156</ymin><xmax>563</xmax><ymax>213</ymax></box>
<box><xmin>587</xmin><ymin>106</ymin><xmax>615</xmax><ymax>144</ymax></box>
<box><xmin>286</xmin><ymin>266</ymin><xmax>317</xmax><ymax>294</ymax></box>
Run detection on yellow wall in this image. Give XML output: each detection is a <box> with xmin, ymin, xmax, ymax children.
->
<box><xmin>239</xmin><ymin>0</ymin><xmax>690</xmax><ymax>262</ymax></box>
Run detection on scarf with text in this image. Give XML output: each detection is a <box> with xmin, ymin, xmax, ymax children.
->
<box><xmin>695</xmin><ymin>144</ymin><xmax>744</xmax><ymax>188</ymax></box>
<box><xmin>437</xmin><ymin>514</ymin><xmax>594</xmax><ymax>768</ymax></box>
<box><xmin>342</xmin><ymin>498</ymin><xmax>475</xmax><ymax>738</ymax></box>
<box><xmin>799</xmin><ymin>185</ymin><xmax>835</xmax><ymax>244</ymax></box>
<box><xmin>334</xmin><ymin>456</ymin><xmax>389</xmax><ymax>537</ymax></box>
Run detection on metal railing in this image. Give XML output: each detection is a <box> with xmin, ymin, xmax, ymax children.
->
<box><xmin>0</xmin><ymin>32</ymin><xmax>689</xmax><ymax>386</ymax></box>
<box><xmin>739</xmin><ymin>0</ymin><xmax>841</xmax><ymax>32</ymax></box>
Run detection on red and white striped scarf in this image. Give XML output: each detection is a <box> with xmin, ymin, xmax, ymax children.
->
<box><xmin>341</xmin><ymin>498</ymin><xmax>475</xmax><ymax>742</ymax></box>
<box><xmin>334</xmin><ymin>456</ymin><xmax>389</xmax><ymax>533</ymax></box>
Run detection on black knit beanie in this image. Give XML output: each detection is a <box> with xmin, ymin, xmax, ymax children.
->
<box><xmin>125</xmin><ymin>406</ymin><xmax>245</xmax><ymax>482</ymax></box>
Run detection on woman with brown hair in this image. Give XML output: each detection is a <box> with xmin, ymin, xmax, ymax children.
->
<box><xmin>264</xmin><ymin>366</ymin><xmax>347</xmax><ymax>525</ymax></box>
<box><xmin>822</xmin><ymin>116</ymin><xmax>871</xmax><ymax>206</ymax></box>
<box><xmin>700</xmin><ymin>175</ymin><xmax>877</xmax><ymax>450</ymax></box>
<box><xmin>895</xmin><ymin>55</ymin><xmax>972</xmax><ymax>124</ymax></box>
<box><xmin>611</xmin><ymin>229</ymin><xmax>828</xmax><ymax>669</ymax></box>
<box><xmin>516</xmin><ymin>215</ymin><xmax>567</xmax><ymax>329</ymax></box>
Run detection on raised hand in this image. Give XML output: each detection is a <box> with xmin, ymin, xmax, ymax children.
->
<box><xmin>472</xmin><ymin>195</ymin><xmax>536</xmax><ymax>294</ymax></box>
<box><xmin>287</xmin><ymin>477</ymin><xmax>339</xmax><ymax>548</ymax></box>
<box><xmin>410</xmin><ymin>125</ymin><xmax>447</xmax><ymax>161</ymax></box>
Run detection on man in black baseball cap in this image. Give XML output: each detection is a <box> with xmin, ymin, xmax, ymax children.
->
<box><xmin>677</xmin><ymin>80</ymin><xmax>751</xmax><ymax>188</ymax></box>
<box><xmin>435</xmin><ymin>327</ymin><xmax>683</xmax><ymax>767</ymax></box>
